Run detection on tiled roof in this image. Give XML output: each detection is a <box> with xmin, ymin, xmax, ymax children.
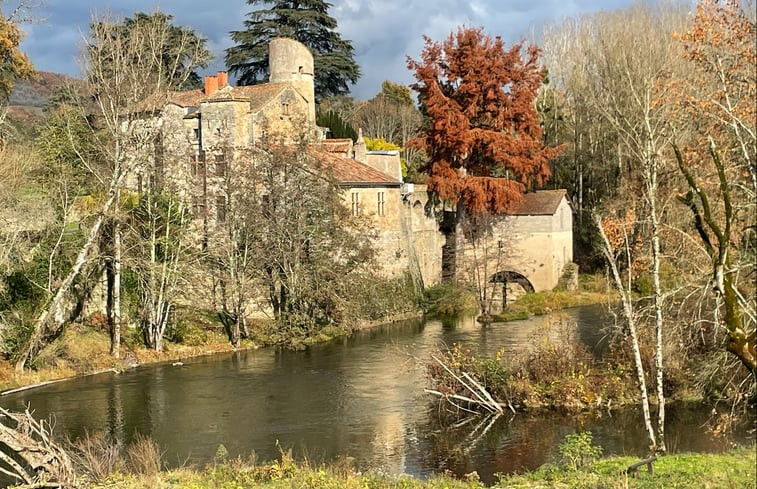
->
<box><xmin>321</xmin><ymin>138</ymin><xmax>353</xmax><ymax>154</ymax></box>
<box><xmin>512</xmin><ymin>189</ymin><xmax>567</xmax><ymax>216</ymax></box>
<box><xmin>166</xmin><ymin>83</ymin><xmax>290</xmax><ymax>110</ymax></box>
<box><xmin>310</xmin><ymin>148</ymin><xmax>401</xmax><ymax>187</ymax></box>
<box><xmin>166</xmin><ymin>89</ymin><xmax>205</xmax><ymax>107</ymax></box>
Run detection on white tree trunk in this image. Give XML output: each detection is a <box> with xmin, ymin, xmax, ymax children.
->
<box><xmin>111</xmin><ymin>207</ymin><xmax>121</xmax><ymax>359</ymax></box>
<box><xmin>595</xmin><ymin>212</ymin><xmax>657</xmax><ymax>449</ymax></box>
<box><xmin>645</xmin><ymin>157</ymin><xmax>666</xmax><ymax>453</ymax></box>
<box><xmin>15</xmin><ymin>184</ymin><xmax>119</xmax><ymax>371</ymax></box>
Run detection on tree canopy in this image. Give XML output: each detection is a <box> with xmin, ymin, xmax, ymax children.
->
<box><xmin>0</xmin><ymin>13</ymin><xmax>34</xmax><ymax>100</ymax></box>
<box><xmin>408</xmin><ymin>27</ymin><xmax>561</xmax><ymax>215</ymax></box>
<box><xmin>225</xmin><ymin>0</ymin><xmax>360</xmax><ymax>99</ymax></box>
<box><xmin>89</xmin><ymin>12</ymin><xmax>210</xmax><ymax>92</ymax></box>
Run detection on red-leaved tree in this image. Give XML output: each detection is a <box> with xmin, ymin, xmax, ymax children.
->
<box><xmin>407</xmin><ymin>26</ymin><xmax>561</xmax><ymax>215</ymax></box>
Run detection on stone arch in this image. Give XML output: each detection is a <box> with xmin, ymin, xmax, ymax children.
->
<box><xmin>490</xmin><ymin>270</ymin><xmax>535</xmax><ymax>292</ymax></box>
<box><xmin>490</xmin><ymin>269</ymin><xmax>535</xmax><ymax>310</ymax></box>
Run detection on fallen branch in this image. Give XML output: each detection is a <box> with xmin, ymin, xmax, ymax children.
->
<box><xmin>0</xmin><ymin>407</ymin><xmax>75</xmax><ymax>487</ymax></box>
<box><xmin>429</xmin><ymin>355</ymin><xmax>504</xmax><ymax>413</ymax></box>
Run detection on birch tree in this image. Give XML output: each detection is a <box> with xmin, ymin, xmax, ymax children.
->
<box><xmin>543</xmin><ymin>2</ymin><xmax>689</xmax><ymax>452</ymax></box>
<box><xmin>15</xmin><ymin>11</ymin><xmax>210</xmax><ymax>370</ymax></box>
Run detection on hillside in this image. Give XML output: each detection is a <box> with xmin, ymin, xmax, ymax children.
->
<box><xmin>8</xmin><ymin>71</ymin><xmax>80</xmax><ymax>108</ymax></box>
<box><xmin>4</xmin><ymin>71</ymin><xmax>81</xmax><ymax>138</ymax></box>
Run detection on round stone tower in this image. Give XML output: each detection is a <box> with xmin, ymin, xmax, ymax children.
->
<box><xmin>269</xmin><ymin>38</ymin><xmax>316</xmax><ymax>127</ymax></box>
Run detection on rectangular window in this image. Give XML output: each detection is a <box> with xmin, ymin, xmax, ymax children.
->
<box><xmin>216</xmin><ymin>195</ymin><xmax>227</xmax><ymax>222</ymax></box>
<box><xmin>351</xmin><ymin>192</ymin><xmax>360</xmax><ymax>216</ymax></box>
<box><xmin>153</xmin><ymin>134</ymin><xmax>164</xmax><ymax>171</ymax></box>
<box><xmin>215</xmin><ymin>152</ymin><xmax>226</xmax><ymax>177</ymax></box>
<box><xmin>282</xmin><ymin>102</ymin><xmax>290</xmax><ymax>116</ymax></box>
<box><xmin>377</xmin><ymin>192</ymin><xmax>385</xmax><ymax>216</ymax></box>
<box><xmin>193</xmin><ymin>151</ymin><xmax>205</xmax><ymax>178</ymax></box>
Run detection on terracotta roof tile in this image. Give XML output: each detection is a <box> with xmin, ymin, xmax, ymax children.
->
<box><xmin>166</xmin><ymin>83</ymin><xmax>290</xmax><ymax>110</ymax></box>
<box><xmin>166</xmin><ymin>89</ymin><xmax>205</xmax><ymax>107</ymax></box>
<box><xmin>310</xmin><ymin>148</ymin><xmax>401</xmax><ymax>187</ymax></box>
<box><xmin>321</xmin><ymin>138</ymin><xmax>353</xmax><ymax>154</ymax></box>
<box><xmin>512</xmin><ymin>189</ymin><xmax>567</xmax><ymax>216</ymax></box>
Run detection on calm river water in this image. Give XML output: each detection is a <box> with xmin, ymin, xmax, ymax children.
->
<box><xmin>1</xmin><ymin>306</ymin><xmax>752</xmax><ymax>483</ymax></box>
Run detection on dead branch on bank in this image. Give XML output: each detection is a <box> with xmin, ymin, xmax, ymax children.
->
<box><xmin>0</xmin><ymin>407</ymin><xmax>75</xmax><ymax>488</ymax></box>
<box><xmin>425</xmin><ymin>355</ymin><xmax>512</xmax><ymax>414</ymax></box>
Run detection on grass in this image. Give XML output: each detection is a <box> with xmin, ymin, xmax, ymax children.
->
<box><xmin>491</xmin><ymin>273</ymin><xmax>612</xmax><ymax>322</ymax></box>
<box><xmin>0</xmin><ymin>315</ymin><xmax>243</xmax><ymax>393</ymax></box>
<box><xmin>82</xmin><ymin>447</ymin><xmax>756</xmax><ymax>489</ymax></box>
<box><xmin>423</xmin><ymin>282</ymin><xmax>479</xmax><ymax>317</ymax></box>
<box><xmin>498</xmin><ymin>447</ymin><xmax>756</xmax><ymax>488</ymax></box>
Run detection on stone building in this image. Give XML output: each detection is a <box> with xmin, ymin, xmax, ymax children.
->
<box><xmin>138</xmin><ymin>37</ymin><xmax>571</xmax><ymax>298</ymax></box>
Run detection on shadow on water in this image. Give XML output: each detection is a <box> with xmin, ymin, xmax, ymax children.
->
<box><xmin>0</xmin><ymin>306</ymin><xmax>753</xmax><ymax>484</ymax></box>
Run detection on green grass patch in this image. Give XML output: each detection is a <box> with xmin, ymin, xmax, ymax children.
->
<box><xmin>423</xmin><ymin>282</ymin><xmax>479</xmax><ymax>317</ymax></box>
<box><xmin>498</xmin><ymin>447</ymin><xmax>756</xmax><ymax>489</ymax></box>
<box><xmin>85</xmin><ymin>447</ymin><xmax>756</xmax><ymax>488</ymax></box>
<box><xmin>491</xmin><ymin>277</ymin><xmax>611</xmax><ymax>322</ymax></box>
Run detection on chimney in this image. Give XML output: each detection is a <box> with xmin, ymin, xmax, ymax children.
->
<box><xmin>217</xmin><ymin>71</ymin><xmax>228</xmax><ymax>88</ymax></box>
<box><xmin>353</xmin><ymin>128</ymin><xmax>366</xmax><ymax>163</ymax></box>
<box><xmin>204</xmin><ymin>75</ymin><xmax>218</xmax><ymax>95</ymax></box>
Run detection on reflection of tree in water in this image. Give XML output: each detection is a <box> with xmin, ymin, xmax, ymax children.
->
<box><xmin>414</xmin><ymin>401</ymin><xmax>754</xmax><ymax>484</ymax></box>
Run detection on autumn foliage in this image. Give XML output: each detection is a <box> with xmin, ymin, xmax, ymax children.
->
<box><xmin>407</xmin><ymin>27</ymin><xmax>561</xmax><ymax>215</ymax></box>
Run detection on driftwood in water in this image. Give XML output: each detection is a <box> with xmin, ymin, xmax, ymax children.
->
<box><xmin>0</xmin><ymin>407</ymin><xmax>74</xmax><ymax>487</ymax></box>
<box><xmin>426</xmin><ymin>355</ymin><xmax>514</xmax><ymax>414</ymax></box>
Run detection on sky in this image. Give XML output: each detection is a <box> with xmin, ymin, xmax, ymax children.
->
<box><xmin>13</xmin><ymin>0</ymin><xmax>637</xmax><ymax>100</ymax></box>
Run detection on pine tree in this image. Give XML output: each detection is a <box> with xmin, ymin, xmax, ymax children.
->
<box><xmin>226</xmin><ymin>0</ymin><xmax>360</xmax><ymax>99</ymax></box>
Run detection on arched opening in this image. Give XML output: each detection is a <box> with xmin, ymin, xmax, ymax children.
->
<box><xmin>490</xmin><ymin>270</ymin><xmax>535</xmax><ymax>310</ymax></box>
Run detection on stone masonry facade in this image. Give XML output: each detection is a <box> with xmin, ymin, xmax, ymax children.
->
<box><xmin>137</xmin><ymin>37</ymin><xmax>572</xmax><ymax>297</ymax></box>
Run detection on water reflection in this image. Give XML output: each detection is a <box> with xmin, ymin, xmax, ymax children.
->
<box><xmin>0</xmin><ymin>305</ymin><xmax>752</xmax><ymax>484</ymax></box>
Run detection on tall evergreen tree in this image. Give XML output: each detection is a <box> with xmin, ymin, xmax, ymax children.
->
<box><xmin>225</xmin><ymin>0</ymin><xmax>360</xmax><ymax>99</ymax></box>
<box><xmin>91</xmin><ymin>12</ymin><xmax>210</xmax><ymax>90</ymax></box>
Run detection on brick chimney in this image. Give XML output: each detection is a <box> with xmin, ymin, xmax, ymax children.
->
<box><xmin>217</xmin><ymin>71</ymin><xmax>228</xmax><ymax>88</ymax></box>
<box><xmin>204</xmin><ymin>75</ymin><xmax>218</xmax><ymax>95</ymax></box>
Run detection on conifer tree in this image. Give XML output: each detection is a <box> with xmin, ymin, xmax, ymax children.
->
<box><xmin>226</xmin><ymin>0</ymin><xmax>360</xmax><ymax>99</ymax></box>
<box><xmin>408</xmin><ymin>27</ymin><xmax>561</xmax><ymax>215</ymax></box>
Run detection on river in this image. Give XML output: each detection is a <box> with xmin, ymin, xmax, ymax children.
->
<box><xmin>0</xmin><ymin>306</ymin><xmax>751</xmax><ymax>483</ymax></box>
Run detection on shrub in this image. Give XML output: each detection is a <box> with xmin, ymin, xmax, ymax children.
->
<box><xmin>558</xmin><ymin>431</ymin><xmax>603</xmax><ymax>470</ymax></box>
<box><xmin>68</xmin><ymin>431</ymin><xmax>122</xmax><ymax>483</ymax></box>
<box><xmin>126</xmin><ymin>434</ymin><xmax>162</xmax><ymax>476</ymax></box>
<box><xmin>423</xmin><ymin>283</ymin><xmax>478</xmax><ymax>317</ymax></box>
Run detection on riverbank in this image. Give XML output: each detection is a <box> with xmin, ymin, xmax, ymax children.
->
<box><xmin>84</xmin><ymin>447</ymin><xmax>755</xmax><ymax>488</ymax></box>
<box><xmin>424</xmin><ymin>273</ymin><xmax>613</xmax><ymax>321</ymax></box>
<box><xmin>0</xmin><ymin>306</ymin><xmax>426</xmax><ymax>394</ymax></box>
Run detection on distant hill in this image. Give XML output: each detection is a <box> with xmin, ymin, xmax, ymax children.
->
<box><xmin>8</xmin><ymin>71</ymin><xmax>80</xmax><ymax>108</ymax></box>
<box><xmin>3</xmin><ymin>71</ymin><xmax>82</xmax><ymax>140</ymax></box>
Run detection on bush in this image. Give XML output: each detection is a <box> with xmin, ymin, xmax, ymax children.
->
<box><xmin>558</xmin><ymin>431</ymin><xmax>603</xmax><ymax>470</ymax></box>
<box><xmin>69</xmin><ymin>431</ymin><xmax>122</xmax><ymax>483</ymax></box>
<box><xmin>423</xmin><ymin>283</ymin><xmax>478</xmax><ymax>316</ymax></box>
<box><xmin>126</xmin><ymin>434</ymin><xmax>162</xmax><ymax>476</ymax></box>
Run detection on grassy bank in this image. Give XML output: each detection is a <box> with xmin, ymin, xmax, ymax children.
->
<box><xmin>492</xmin><ymin>273</ymin><xmax>612</xmax><ymax>322</ymax></box>
<box><xmin>83</xmin><ymin>447</ymin><xmax>755</xmax><ymax>489</ymax></box>
<box><xmin>423</xmin><ymin>274</ymin><xmax>612</xmax><ymax>322</ymax></box>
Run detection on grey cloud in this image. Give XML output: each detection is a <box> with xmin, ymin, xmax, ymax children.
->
<box><xmin>17</xmin><ymin>0</ymin><xmax>639</xmax><ymax>100</ymax></box>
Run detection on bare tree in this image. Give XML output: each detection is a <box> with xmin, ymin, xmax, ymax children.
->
<box><xmin>15</xmin><ymin>11</ymin><xmax>210</xmax><ymax>370</ymax></box>
<box><xmin>543</xmin><ymin>2</ymin><xmax>690</xmax><ymax>452</ymax></box>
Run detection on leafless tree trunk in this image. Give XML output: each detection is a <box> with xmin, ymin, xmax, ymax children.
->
<box><xmin>111</xmin><ymin>192</ymin><xmax>121</xmax><ymax>358</ymax></box>
<box><xmin>594</xmin><ymin>211</ymin><xmax>657</xmax><ymax>449</ymax></box>
<box><xmin>14</xmin><ymin>11</ymin><xmax>210</xmax><ymax>368</ymax></box>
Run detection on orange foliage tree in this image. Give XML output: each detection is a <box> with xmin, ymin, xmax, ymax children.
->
<box><xmin>671</xmin><ymin>0</ymin><xmax>756</xmax><ymax>381</ymax></box>
<box><xmin>407</xmin><ymin>26</ymin><xmax>561</xmax><ymax>215</ymax></box>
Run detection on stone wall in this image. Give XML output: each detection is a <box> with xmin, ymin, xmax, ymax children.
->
<box><xmin>358</xmin><ymin>185</ymin><xmax>444</xmax><ymax>287</ymax></box>
<box><xmin>455</xmin><ymin>196</ymin><xmax>573</xmax><ymax>304</ymax></box>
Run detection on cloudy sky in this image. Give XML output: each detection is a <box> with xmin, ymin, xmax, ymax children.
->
<box><xmin>15</xmin><ymin>0</ymin><xmax>637</xmax><ymax>100</ymax></box>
